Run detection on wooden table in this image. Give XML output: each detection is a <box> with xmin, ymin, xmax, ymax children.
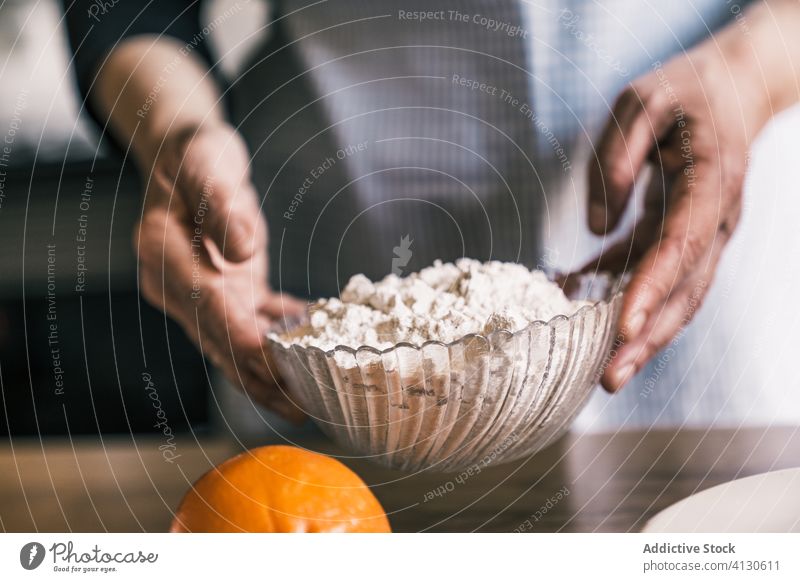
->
<box><xmin>1</xmin><ymin>427</ymin><xmax>798</xmax><ymax>532</ymax></box>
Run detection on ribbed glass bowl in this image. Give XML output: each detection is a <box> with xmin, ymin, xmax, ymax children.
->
<box><xmin>267</xmin><ymin>273</ymin><xmax>624</xmax><ymax>473</ymax></box>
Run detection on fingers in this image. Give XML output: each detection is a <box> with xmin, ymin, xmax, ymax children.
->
<box><xmin>183</xmin><ymin>178</ymin><xmax>265</xmax><ymax>264</ymax></box>
<box><xmin>571</xmin><ymin>167</ymin><xmax>669</xmax><ymax>279</ymax></box>
<box><xmin>576</xmin><ymin>216</ymin><xmax>658</xmax><ymax>275</ymax></box>
<box><xmin>207</xmin><ymin>342</ymin><xmax>307</xmax><ymax>424</ymax></box>
<box><xmin>617</xmin><ymin>155</ymin><xmax>729</xmax><ymax>346</ymax></box>
<box><xmin>244</xmin><ymin>353</ymin><xmax>308</xmax><ymax>425</ymax></box>
<box><xmin>166</xmin><ymin>126</ymin><xmax>265</xmax><ymax>264</ymax></box>
<box><xmin>602</xmin><ymin>274</ymin><xmax>710</xmax><ymax>392</ymax></box>
<box><xmin>135</xmin><ymin>201</ymin><xmax>305</xmax><ymax>423</ymax></box>
<box><xmin>195</xmin><ymin>282</ymin><xmax>306</xmax><ymax>424</ymax></box>
<box><xmin>261</xmin><ymin>292</ymin><xmax>307</xmax><ymax>318</ymax></box>
<box><xmin>589</xmin><ymin>150</ymin><xmax>740</xmax><ymax>391</ymax></box>
<box><xmin>588</xmin><ymin>80</ymin><xmax>675</xmax><ymax>234</ymax></box>
<box><xmin>134</xmin><ymin>205</ymin><xmax>209</xmax><ymax>322</ymax></box>
<box><xmin>571</xmin><ymin>112</ymin><xmax>741</xmax><ymax>396</ymax></box>
<box><xmin>233</xmin><ymin>360</ymin><xmax>307</xmax><ymax>425</ymax></box>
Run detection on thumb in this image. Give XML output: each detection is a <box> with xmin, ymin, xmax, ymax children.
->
<box><xmin>185</xmin><ymin>176</ymin><xmax>265</xmax><ymax>263</ymax></box>
<box><xmin>588</xmin><ymin>81</ymin><xmax>672</xmax><ymax>234</ymax></box>
<box><xmin>167</xmin><ymin>126</ymin><xmax>265</xmax><ymax>263</ymax></box>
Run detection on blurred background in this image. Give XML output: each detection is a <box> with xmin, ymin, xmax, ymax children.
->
<box><xmin>1</xmin><ymin>0</ymin><xmax>800</xmax><ymax>535</ymax></box>
<box><xmin>2</xmin><ymin>0</ymin><xmax>800</xmax><ymax>441</ymax></box>
<box><xmin>0</xmin><ymin>0</ymin><xmax>271</xmax><ymax>441</ymax></box>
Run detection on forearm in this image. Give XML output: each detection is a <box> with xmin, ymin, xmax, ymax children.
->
<box><xmin>91</xmin><ymin>35</ymin><xmax>225</xmax><ymax>171</ymax></box>
<box><xmin>712</xmin><ymin>0</ymin><xmax>800</xmax><ymax>138</ymax></box>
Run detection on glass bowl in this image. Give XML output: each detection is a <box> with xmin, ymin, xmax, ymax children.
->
<box><xmin>267</xmin><ymin>272</ymin><xmax>624</xmax><ymax>473</ymax></box>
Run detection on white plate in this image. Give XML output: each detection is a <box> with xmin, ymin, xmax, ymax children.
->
<box><xmin>642</xmin><ymin>468</ymin><xmax>800</xmax><ymax>533</ymax></box>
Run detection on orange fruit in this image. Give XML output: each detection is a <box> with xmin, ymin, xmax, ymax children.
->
<box><xmin>170</xmin><ymin>445</ymin><xmax>391</xmax><ymax>533</ymax></box>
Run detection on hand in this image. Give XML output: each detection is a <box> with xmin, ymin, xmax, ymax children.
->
<box><xmin>134</xmin><ymin>123</ymin><xmax>306</xmax><ymax>422</ymax></box>
<box><xmin>584</xmin><ymin>33</ymin><xmax>770</xmax><ymax>392</ymax></box>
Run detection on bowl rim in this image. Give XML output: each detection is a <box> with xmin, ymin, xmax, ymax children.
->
<box><xmin>267</xmin><ymin>271</ymin><xmax>626</xmax><ymax>357</ymax></box>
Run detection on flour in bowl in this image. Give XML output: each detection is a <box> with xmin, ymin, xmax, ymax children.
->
<box><xmin>273</xmin><ymin>258</ymin><xmax>589</xmax><ymax>351</ymax></box>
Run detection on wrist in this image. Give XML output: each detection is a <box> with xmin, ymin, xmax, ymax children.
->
<box><xmin>721</xmin><ymin>1</ymin><xmax>800</xmax><ymax>139</ymax></box>
<box><xmin>723</xmin><ymin>41</ymin><xmax>773</xmax><ymax>143</ymax></box>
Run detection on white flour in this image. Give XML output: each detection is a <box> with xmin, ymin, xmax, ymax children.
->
<box><xmin>274</xmin><ymin>258</ymin><xmax>587</xmax><ymax>351</ymax></box>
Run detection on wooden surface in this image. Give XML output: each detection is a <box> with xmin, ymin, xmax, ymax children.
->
<box><xmin>1</xmin><ymin>426</ymin><xmax>798</xmax><ymax>532</ymax></box>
